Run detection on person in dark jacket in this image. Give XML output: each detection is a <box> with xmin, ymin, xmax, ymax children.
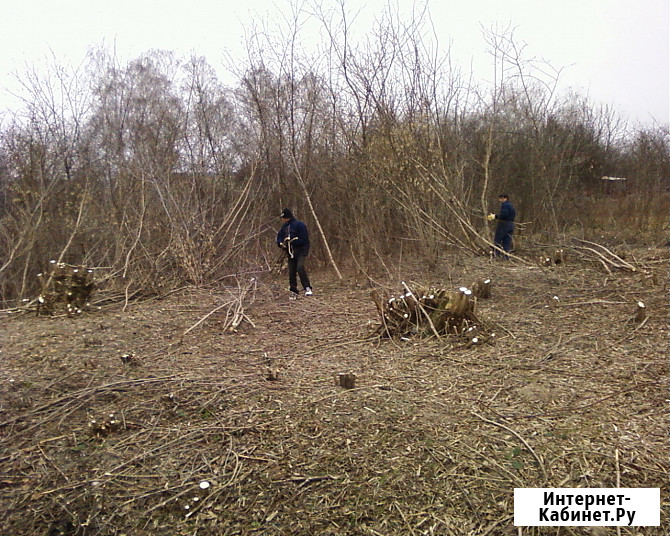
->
<box><xmin>277</xmin><ymin>208</ymin><xmax>312</xmax><ymax>299</ymax></box>
<box><xmin>488</xmin><ymin>194</ymin><xmax>516</xmax><ymax>258</ymax></box>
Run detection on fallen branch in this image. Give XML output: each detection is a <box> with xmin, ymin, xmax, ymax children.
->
<box><xmin>183</xmin><ymin>278</ymin><xmax>258</xmax><ymax>337</ymax></box>
<box><xmin>401</xmin><ymin>281</ymin><xmax>441</xmax><ymax>339</ymax></box>
<box><xmin>183</xmin><ymin>302</ymin><xmax>229</xmax><ymax>336</ymax></box>
<box><xmin>471</xmin><ymin>410</ymin><xmax>549</xmax><ymax>483</ymax></box>
<box><xmin>572</xmin><ymin>239</ymin><xmax>638</xmax><ymax>272</ymax></box>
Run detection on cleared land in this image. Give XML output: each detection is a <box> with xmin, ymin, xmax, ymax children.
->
<box><xmin>1</xmin><ymin>243</ymin><xmax>668</xmax><ymax>535</ymax></box>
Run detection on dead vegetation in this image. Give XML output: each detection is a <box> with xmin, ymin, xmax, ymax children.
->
<box><xmin>0</xmin><ymin>241</ymin><xmax>668</xmax><ymax>536</ymax></box>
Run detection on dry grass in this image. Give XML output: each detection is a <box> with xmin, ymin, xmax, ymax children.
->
<box><xmin>0</xmin><ymin>240</ymin><xmax>668</xmax><ymax>536</ymax></box>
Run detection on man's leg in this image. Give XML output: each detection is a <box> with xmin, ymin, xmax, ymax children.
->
<box><xmin>493</xmin><ymin>227</ymin><xmax>505</xmax><ymax>257</ymax></box>
<box><xmin>502</xmin><ymin>228</ymin><xmax>514</xmax><ymax>259</ymax></box>
<box><xmin>295</xmin><ymin>254</ymin><xmax>311</xmax><ymax>290</ymax></box>
<box><xmin>502</xmin><ymin>229</ymin><xmax>514</xmax><ymax>256</ymax></box>
<box><xmin>287</xmin><ymin>257</ymin><xmax>299</xmax><ymax>294</ymax></box>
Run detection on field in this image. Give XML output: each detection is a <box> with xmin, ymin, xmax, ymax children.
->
<box><xmin>1</xmin><ymin>240</ymin><xmax>668</xmax><ymax>535</ymax></box>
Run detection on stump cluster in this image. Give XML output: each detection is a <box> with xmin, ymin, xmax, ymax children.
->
<box><xmin>539</xmin><ymin>249</ymin><xmax>566</xmax><ymax>267</ymax></box>
<box><xmin>37</xmin><ymin>260</ymin><xmax>96</xmax><ymax>316</ymax></box>
<box><xmin>371</xmin><ymin>281</ymin><xmax>487</xmax><ymax>339</ymax></box>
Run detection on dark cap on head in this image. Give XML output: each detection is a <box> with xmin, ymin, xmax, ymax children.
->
<box><xmin>280</xmin><ymin>208</ymin><xmax>293</xmax><ymax>219</ymax></box>
<box><xmin>498</xmin><ymin>193</ymin><xmax>509</xmax><ymax>199</ymax></box>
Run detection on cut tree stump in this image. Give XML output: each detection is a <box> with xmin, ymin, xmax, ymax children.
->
<box><xmin>554</xmin><ymin>249</ymin><xmax>566</xmax><ymax>264</ymax></box>
<box><xmin>266</xmin><ymin>370</ymin><xmax>281</xmax><ymax>382</ymax></box>
<box><xmin>337</xmin><ymin>373</ymin><xmax>356</xmax><ymax>389</ymax></box>
<box><xmin>37</xmin><ymin>260</ymin><xmax>96</xmax><ymax>316</ymax></box>
<box><xmin>471</xmin><ymin>278</ymin><xmax>491</xmax><ymax>299</ymax></box>
<box><xmin>634</xmin><ymin>301</ymin><xmax>647</xmax><ymax>323</ymax></box>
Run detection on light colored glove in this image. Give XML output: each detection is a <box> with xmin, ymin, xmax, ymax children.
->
<box><xmin>487</xmin><ymin>213</ymin><xmax>496</xmax><ymax>221</ymax></box>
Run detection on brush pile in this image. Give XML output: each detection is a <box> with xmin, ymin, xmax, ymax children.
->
<box><xmin>571</xmin><ymin>238</ymin><xmax>639</xmax><ymax>273</ymax></box>
<box><xmin>371</xmin><ymin>281</ymin><xmax>485</xmax><ymax>339</ymax></box>
<box><xmin>36</xmin><ymin>260</ymin><xmax>96</xmax><ymax>316</ymax></box>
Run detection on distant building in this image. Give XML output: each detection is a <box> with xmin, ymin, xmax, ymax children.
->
<box><xmin>600</xmin><ymin>175</ymin><xmax>629</xmax><ymax>195</ymax></box>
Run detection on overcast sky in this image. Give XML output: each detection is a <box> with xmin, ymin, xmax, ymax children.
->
<box><xmin>1</xmin><ymin>0</ymin><xmax>668</xmax><ymax>127</ymax></box>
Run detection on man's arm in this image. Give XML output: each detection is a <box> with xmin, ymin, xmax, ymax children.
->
<box><xmin>277</xmin><ymin>226</ymin><xmax>286</xmax><ymax>247</ymax></box>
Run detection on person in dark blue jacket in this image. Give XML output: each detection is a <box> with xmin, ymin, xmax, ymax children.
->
<box><xmin>277</xmin><ymin>208</ymin><xmax>312</xmax><ymax>299</ymax></box>
<box><xmin>488</xmin><ymin>194</ymin><xmax>516</xmax><ymax>258</ymax></box>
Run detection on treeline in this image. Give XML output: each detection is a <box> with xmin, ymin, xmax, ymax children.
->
<box><xmin>0</xmin><ymin>7</ymin><xmax>668</xmax><ymax>304</ymax></box>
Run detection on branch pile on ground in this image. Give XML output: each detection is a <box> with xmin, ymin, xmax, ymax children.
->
<box><xmin>37</xmin><ymin>260</ymin><xmax>96</xmax><ymax>316</ymax></box>
<box><xmin>183</xmin><ymin>277</ymin><xmax>258</xmax><ymax>337</ymax></box>
<box><xmin>570</xmin><ymin>238</ymin><xmax>640</xmax><ymax>273</ymax></box>
<box><xmin>371</xmin><ymin>282</ymin><xmax>484</xmax><ymax>339</ymax></box>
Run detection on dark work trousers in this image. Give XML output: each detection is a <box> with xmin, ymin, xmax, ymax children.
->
<box><xmin>494</xmin><ymin>222</ymin><xmax>514</xmax><ymax>257</ymax></box>
<box><xmin>288</xmin><ymin>249</ymin><xmax>310</xmax><ymax>294</ymax></box>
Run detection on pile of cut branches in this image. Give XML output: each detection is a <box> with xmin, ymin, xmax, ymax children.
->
<box><xmin>182</xmin><ymin>277</ymin><xmax>258</xmax><ymax>338</ymax></box>
<box><xmin>370</xmin><ymin>281</ymin><xmax>490</xmax><ymax>341</ymax></box>
<box><xmin>571</xmin><ymin>238</ymin><xmax>640</xmax><ymax>273</ymax></box>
